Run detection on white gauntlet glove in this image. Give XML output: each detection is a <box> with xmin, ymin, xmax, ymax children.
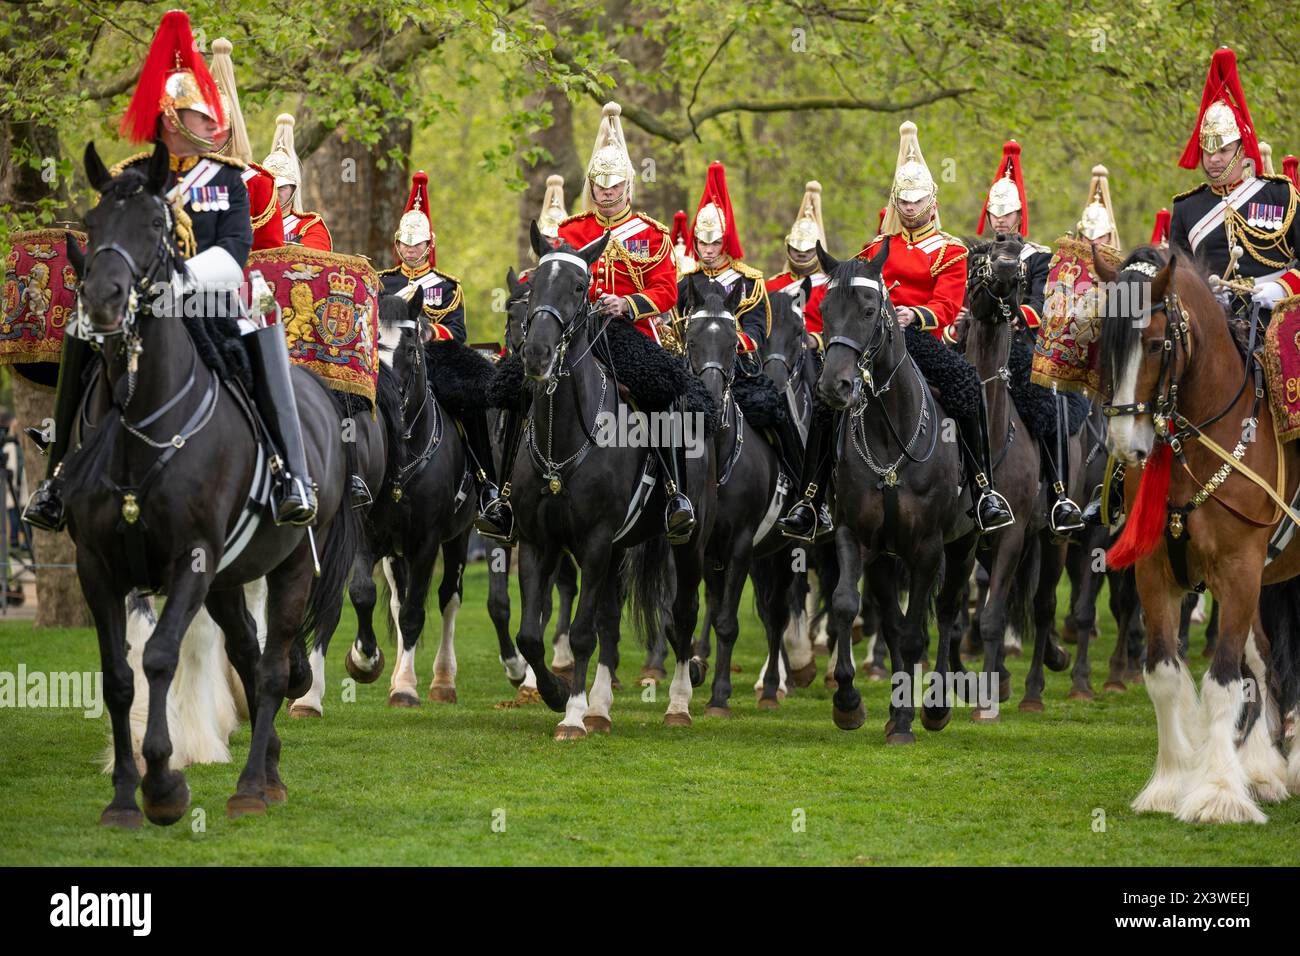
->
<box><xmin>1251</xmin><ymin>280</ymin><xmax>1288</xmax><ymax>310</ymax></box>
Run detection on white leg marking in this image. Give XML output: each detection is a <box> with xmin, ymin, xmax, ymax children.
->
<box><xmin>290</xmin><ymin>645</ymin><xmax>327</xmax><ymax>717</ymax></box>
<box><xmin>347</xmin><ymin>639</ymin><xmax>382</xmax><ymax>676</ymax></box>
<box><xmin>522</xmin><ymin>664</ymin><xmax>539</xmax><ymax>690</ymax></box>
<box><xmin>431</xmin><ymin>594</ymin><xmax>460</xmax><ymax>690</ymax></box>
<box><xmin>1237</xmin><ymin>631</ymin><xmax>1289</xmax><ymax>803</ymax></box>
<box><xmin>501</xmin><ymin>654</ymin><xmax>529</xmax><ymax>684</ymax></box>
<box><xmin>552</xmin><ymin>630</ymin><xmax>574</xmax><ymax>670</ymax></box>
<box><xmin>382</xmin><ymin>558</ymin><xmax>402</xmax><ymax>636</ymax></box>
<box><xmin>1177</xmin><ymin>675</ymin><xmax>1266</xmax><ymax>823</ymax></box>
<box><xmin>559</xmin><ymin>689</ymin><xmax>589</xmax><ymax>730</ymax></box>
<box><xmin>389</xmin><ymin>635</ymin><xmax>418</xmax><ymax>700</ymax></box>
<box><xmin>784</xmin><ymin>609</ymin><xmax>814</xmax><ymax>671</ymax></box>
<box><xmin>1132</xmin><ymin>658</ymin><xmax>1199</xmax><ymax>814</ymax></box>
<box><xmin>754</xmin><ymin>653</ymin><xmax>791</xmax><ymax>696</ymax></box>
<box><xmin>586</xmin><ymin>663</ymin><xmax>614</xmax><ymax>723</ymax></box>
<box><xmin>667</xmin><ymin>655</ymin><xmax>694</xmax><ymax>716</ymax></box>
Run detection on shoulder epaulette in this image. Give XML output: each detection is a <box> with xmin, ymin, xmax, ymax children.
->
<box><xmin>1260</xmin><ymin>173</ymin><xmax>1291</xmax><ymax>186</ymax></box>
<box><xmin>433</xmin><ymin>268</ymin><xmax>461</xmax><ymax>284</ymax></box>
<box><xmin>733</xmin><ymin>260</ymin><xmax>765</xmax><ymax>280</ymax></box>
<box><xmin>635</xmin><ymin>211</ymin><xmax>670</xmax><ymax>234</ymax></box>
<box><xmin>939</xmin><ymin>231</ymin><xmax>967</xmax><ymax>249</ymax></box>
<box><xmin>201</xmin><ymin>153</ymin><xmax>247</xmax><ymax>169</ymax></box>
<box><xmin>377</xmin><ymin>264</ymin><xmax>402</xmax><ymax>276</ymax></box>
<box><xmin>1172</xmin><ymin>182</ymin><xmax>1209</xmax><ymax>203</ymax></box>
<box><xmin>558</xmin><ymin>211</ymin><xmax>593</xmax><ymax>227</ymax></box>
<box><xmin>108</xmin><ymin>152</ymin><xmax>151</xmax><ymax>177</ymax></box>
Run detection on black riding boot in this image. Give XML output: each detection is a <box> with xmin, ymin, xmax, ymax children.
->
<box><xmin>462</xmin><ymin>406</ymin><xmax>502</xmax><ymax>512</ymax></box>
<box><xmin>1081</xmin><ymin>482</ymin><xmax>1105</xmax><ymax>526</ymax></box>
<box><xmin>1048</xmin><ymin>391</ymin><xmax>1084</xmax><ymax>534</ymax></box>
<box><xmin>22</xmin><ymin>335</ymin><xmax>97</xmax><ymax>532</ymax></box>
<box><xmin>777</xmin><ymin>407</ymin><xmax>833</xmax><ymax>542</ymax></box>
<box><xmin>246</xmin><ymin>325</ymin><xmax>318</xmax><ymax>526</ymax></box>
<box><xmin>956</xmin><ymin>400</ymin><xmax>1014</xmax><ymax>532</ymax></box>
<box><xmin>663</xmin><ymin>400</ymin><xmax>697</xmax><ymax>545</ymax></box>
<box><xmin>770</xmin><ymin>412</ymin><xmax>806</xmax><ymax>488</ymax></box>
<box><xmin>475</xmin><ymin>396</ymin><xmax>530</xmax><ymax>543</ymax></box>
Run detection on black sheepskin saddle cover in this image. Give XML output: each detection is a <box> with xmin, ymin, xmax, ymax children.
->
<box><xmin>1006</xmin><ymin>337</ymin><xmax>1089</xmax><ymax>442</ymax></box>
<box><xmin>184</xmin><ymin>313</ymin><xmax>252</xmax><ymax>391</ymax></box>
<box><xmin>425</xmin><ymin>339</ymin><xmax>497</xmax><ymax>418</ymax></box>
<box><xmin>486</xmin><ymin>316</ymin><xmax>717</xmax><ymax>435</ymax></box>
<box><xmin>903</xmin><ymin>325</ymin><xmax>980</xmax><ymax>418</ymax></box>
<box><xmin>732</xmin><ymin>370</ymin><xmax>787</xmax><ymax>428</ymax></box>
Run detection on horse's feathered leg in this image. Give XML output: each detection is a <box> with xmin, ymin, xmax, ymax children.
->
<box><xmin>80</xmin><ymin>556</ymin><xmax>140</xmax><ymax>828</ymax></box>
<box><xmin>138</xmin><ymin>558</ymin><xmax>211</xmax><ymax>826</ymax></box>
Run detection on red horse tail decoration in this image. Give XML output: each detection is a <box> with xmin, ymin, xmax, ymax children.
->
<box><xmin>1106</xmin><ymin>442</ymin><xmax>1173</xmax><ymax>569</ymax></box>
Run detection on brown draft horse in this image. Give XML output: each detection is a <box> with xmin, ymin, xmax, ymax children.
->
<box><xmin>1098</xmin><ymin>246</ymin><xmax>1300</xmax><ymax>823</ymax></box>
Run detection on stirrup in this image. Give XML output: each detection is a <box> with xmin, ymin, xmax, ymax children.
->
<box><xmin>975</xmin><ymin>490</ymin><xmax>1015</xmax><ymax>532</ymax></box>
<box><xmin>1050</xmin><ymin>497</ymin><xmax>1085</xmax><ymax>534</ymax></box>
<box><xmin>273</xmin><ymin>476</ymin><xmax>318</xmax><ymax>527</ymax></box>
<box><xmin>474</xmin><ymin>498</ymin><xmax>516</xmax><ymax>543</ymax></box>
<box><xmin>22</xmin><ymin>480</ymin><xmax>67</xmax><ymax>533</ymax></box>
<box><xmin>778</xmin><ymin>498</ymin><xmax>819</xmax><ymax>542</ymax></box>
<box><xmin>350</xmin><ymin>475</ymin><xmax>373</xmax><ymax>510</ymax></box>
<box><xmin>24</xmin><ymin>425</ymin><xmax>51</xmax><ymax>455</ymax></box>
<box><xmin>665</xmin><ymin>496</ymin><xmax>696</xmax><ymax>545</ymax></box>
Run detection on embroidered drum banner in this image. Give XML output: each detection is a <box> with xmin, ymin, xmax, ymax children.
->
<box><xmin>2</xmin><ymin>229</ymin><xmax>87</xmax><ymax>388</ymax></box>
<box><xmin>1263</xmin><ymin>294</ymin><xmax>1300</xmax><ymax>443</ymax></box>
<box><xmin>1030</xmin><ymin>237</ymin><xmax>1123</xmax><ymax>398</ymax></box>
<box><xmin>246</xmin><ymin>247</ymin><xmax>379</xmax><ymax>403</ymax></box>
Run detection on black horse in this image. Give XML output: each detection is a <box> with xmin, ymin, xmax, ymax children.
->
<box><xmin>961</xmin><ymin>235</ymin><xmax>1080</xmax><ymax>715</ymax></box>
<box><xmin>64</xmin><ymin>141</ymin><xmax>357</xmax><ymax>826</ymax></box>
<box><xmin>510</xmin><ymin>223</ymin><xmax>713</xmax><ymax>738</ymax></box>
<box><xmin>814</xmin><ymin>241</ymin><xmax>979</xmax><ymax>742</ymax></box>
<box><xmin>337</xmin><ymin>293</ymin><xmax>477</xmax><ymax>707</ymax></box>
<box><xmin>486</xmin><ymin>267</ymin><xmax>582</xmax><ymax>701</ymax></box>
<box><xmin>680</xmin><ymin>275</ymin><xmax>801</xmax><ymax>713</ymax></box>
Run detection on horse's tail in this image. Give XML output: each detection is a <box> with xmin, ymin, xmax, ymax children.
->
<box><xmin>296</xmin><ymin>492</ymin><xmax>361</xmax><ymax>653</ymax></box>
<box><xmin>626</xmin><ymin>533</ymin><xmax>674</xmax><ymax>649</ymax></box>
<box><xmin>1259</xmin><ymin>576</ymin><xmax>1300</xmax><ymax>716</ymax></box>
<box><xmin>1006</xmin><ymin>537</ymin><xmax>1040</xmax><ymax>654</ymax></box>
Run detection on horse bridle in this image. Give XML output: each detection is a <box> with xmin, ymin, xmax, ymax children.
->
<box><xmin>967</xmin><ymin>248</ymin><xmax>1026</xmax><ymax>325</ymax></box>
<box><xmin>524</xmin><ymin>251</ymin><xmax>609</xmax><ymax>392</ymax></box>
<box><xmin>1101</xmin><ymin>264</ymin><xmax>1194</xmax><ymax>426</ymax></box>
<box><xmin>824</xmin><ymin>273</ymin><xmax>907</xmax><ymax>402</ymax></box>
<box><xmin>686</xmin><ymin>307</ymin><xmax>739</xmax><ymax>429</ymax></box>
<box><xmin>80</xmin><ymin>188</ymin><xmax>179</xmax><ymax>345</ymax></box>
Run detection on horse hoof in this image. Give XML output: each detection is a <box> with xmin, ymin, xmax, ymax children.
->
<box><xmin>663</xmin><ymin>711</ymin><xmax>692</xmax><ymax>728</ymax></box>
<box><xmin>832</xmin><ymin>701</ymin><xmax>866</xmax><ymax>731</ymax></box>
<box><xmin>865</xmin><ymin>664</ymin><xmax>888</xmax><ymax>682</ymax></box>
<box><xmin>289</xmin><ymin>703</ymin><xmax>322</xmax><ymax>719</ymax></box>
<box><xmin>1067</xmin><ymin>687</ymin><xmax>1094</xmax><ymax>701</ymax></box>
<box><xmin>790</xmin><ymin>660</ymin><xmax>818</xmax><ymax>688</ymax></box>
<box><xmin>971</xmin><ymin>707</ymin><xmax>1000</xmax><ymax>723</ymax></box>
<box><xmin>690</xmin><ymin>658</ymin><xmax>708</xmax><ymax>687</ymax></box>
<box><xmin>226</xmin><ymin>793</ymin><xmax>267</xmax><ymax>819</ymax></box>
<box><xmin>704</xmin><ymin>706</ymin><xmax>733</xmax><ymax>719</ymax></box>
<box><xmin>1062</xmin><ymin>622</ymin><xmax>1079</xmax><ymax>645</ymax></box>
<box><xmin>99</xmin><ymin>807</ymin><xmax>143</xmax><ymax>830</ymax></box>
<box><xmin>1045</xmin><ymin>646</ymin><xmax>1072</xmax><ymax>673</ymax></box>
<box><xmin>263</xmin><ymin>781</ymin><xmax>288</xmax><ymax>804</ymax></box>
<box><xmin>756</xmin><ymin>696</ymin><xmax>780</xmax><ymax>711</ymax></box>
<box><xmin>824</xmin><ymin>675</ymin><xmax>838</xmax><ymax>691</ymax></box>
<box><xmin>554</xmin><ymin>724</ymin><xmax>587</xmax><ymax>741</ymax></box>
<box><xmin>345</xmin><ymin>648</ymin><xmax>384</xmax><ymax>684</ymax></box>
<box><xmin>583</xmin><ymin>714</ymin><xmax>612</xmax><ymax>734</ymax></box>
<box><xmin>886</xmin><ymin>732</ymin><xmax>916</xmax><ymax>745</ymax></box>
<box><xmin>1103</xmin><ymin>681</ymin><xmax>1127</xmax><ymax>693</ymax></box>
<box><xmin>141</xmin><ymin>775</ymin><xmax>190</xmax><ymax>827</ymax></box>
<box><xmin>428</xmin><ymin>684</ymin><xmax>458</xmax><ymax>704</ymax></box>
<box><xmin>921</xmin><ymin>709</ymin><xmax>951</xmax><ymax>732</ymax></box>
<box><xmin>640</xmin><ymin>666</ymin><xmax>667</xmax><ymax>683</ymax></box>
<box><xmin>731</xmin><ymin>663</ymin><xmax>742</xmax><ymax>673</ymax></box>
<box><xmin>388</xmin><ymin>690</ymin><xmax>421</xmax><ymax>708</ymax></box>
<box><xmin>1018</xmin><ymin>698</ymin><xmax>1044</xmax><ymax>713</ymax></box>
<box><xmin>507</xmin><ymin>673</ymin><xmax>526</xmax><ymax>689</ymax></box>
<box><xmin>999</xmin><ymin>675</ymin><xmax>1012</xmax><ymax>702</ymax></box>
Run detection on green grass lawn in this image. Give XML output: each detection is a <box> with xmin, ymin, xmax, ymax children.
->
<box><xmin>0</xmin><ymin>563</ymin><xmax>1294</xmax><ymax>866</ymax></box>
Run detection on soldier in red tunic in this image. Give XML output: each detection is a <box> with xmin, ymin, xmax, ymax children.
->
<box><xmin>477</xmin><ymin>102</ymin><xmax>695</xmax><ymax>543</ymax></box>
<box><xmin>262</xmin><ymin>113</ymin><xmax>333</xmax><ymax>251</ymax></box>
<box><xmin>208</xmin><ymin>37</ymin><xmax>284</xmax><ymax>251</ymax></box>
<box><xmin>766</xmin><ymin>180</ymin><xmax>830</xmax><ymax>348</ymax></box>
<box><xmin>779</xmin><ymin>121</ymin><xmax>1013</xmax><ymax>540</ymax></box>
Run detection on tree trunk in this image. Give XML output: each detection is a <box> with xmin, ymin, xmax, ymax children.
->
<box><xmin>12</xmin><ymin>375</ymin><xmax>91</xmax><ymax>629</ymax></box>
<box><xmin>303</xmin><ymin>118</ymin><xmax>413</xmax><ymax>266</ymax></box>
<box><xmin>517</xmin><ymin>79</ymin><xmax>582</xmax><ymax>265</ymax></box>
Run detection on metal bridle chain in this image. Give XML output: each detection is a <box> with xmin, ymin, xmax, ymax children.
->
<box><xmin>528</xmin><ymin>363</ymin><xmax>609</xmax><ymax>477</ymax></box>
<box><xmin>850</xmin><ymin>372</ymin><xmax>931</xmax><ymax>478</ymax></box>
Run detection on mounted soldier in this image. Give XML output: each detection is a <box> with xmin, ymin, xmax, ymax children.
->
<box><xmin>670</xmin><ymin>210</ymin><xmax>696</xmax><ymax>277</ymax></box>
<box><xmin>262</xmin><ymin>113</ymin><xmax>332</xmax><ymax>251</ymax></box>
<box><xmin>677</xmin><ymin>161</ymin><xmax>771</xmax><ymax>357</ymax></box>
<box><xmin>779</xmin><ymin>120</ymin><xmax>1014</xmax><ymax>540</ymax></box>
<box><xmin>1078</xmin><ymin>164</ymin><xmax>1121</xmax><ymax>253</ymax></box>
<box><xmin>1150</xmin><ymin>208</ymin><xmax>1172</xmax><ymax>251</ymax></box>
<box><xmin>24</xmin><ymin>9</ymin><xmax>316</xmax><ymax>531</ymax></box>
<box><xmin>378</xmin><ymin>170</ymin><xmax>500</xmax><ymax>519</ymax></box>
<box><xmin>766</xmin><ymin>180</ymin><xmax>830</xmax><ymax>349</ymax></box>
<box><xmin>477</xmin><ymin>101</ymin><xmax>696</xmax><ymax>544</ymax></box>
<box><xmin>207</xmin><ymin>37</ymin><xmax>284</xmax><ymax>251</ymax></box>
<box><xmin>1169</xmin><ymin>48</ymin><xmax>1300</xmax><ymax>321</ymax></box>
<box><xmin>971</xmin><ymin>139</ymin><xmax>1084</xmax><ymax>533</ymax></box>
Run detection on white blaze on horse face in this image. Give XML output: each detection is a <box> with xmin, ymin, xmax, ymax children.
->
<box><xmin>1106</xmin><ymin>339</ymin><xmax>1153</xmax><ymax>464</ymax></box>
<box><xmin>377</xmin><ymin>322</ymin><xmax>402</xmax><ymax>369</ymax></box>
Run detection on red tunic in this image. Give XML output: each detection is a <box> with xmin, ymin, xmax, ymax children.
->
<box><xmin>241</xmin><ymin>162</ymin><xmax>284</xmax><ymax>251</ymax></box>
<box><xmin>766</xmin><ymin>268</ymin><xmax>829</xmax><ymax>343</ymax></box>
<box><xmin>283</xmin><ymin>211</ymin><xmax>332</xmax><ymax>251</ymax></box>
<box><xmin>857</xmin><ymin>222</ymin><xmax>967</xmax><ymax>343</ymax></box>
<box><xmin>555</xmin><ymin>208</ymin><xmax>678</xmax><ymax>343</ymax></box>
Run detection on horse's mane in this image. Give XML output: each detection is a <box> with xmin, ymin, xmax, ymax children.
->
<box><xmin>378</xmin><ymin>294</ymin><xmax>408</xmax><ymax>329</ymax></box>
